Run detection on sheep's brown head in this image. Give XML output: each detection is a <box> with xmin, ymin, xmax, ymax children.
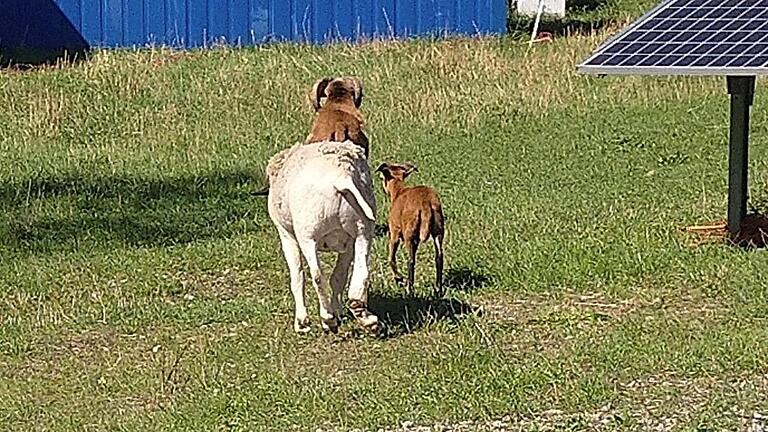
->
<box><xmin>309</xmin><ymin>77</ymin><xmax>363</xmax><ymax>111</ymax></box>
<box><xmin>375</xmin><ymin>162</ymin><xmax>417</xmax><ymax>196</ymax></box>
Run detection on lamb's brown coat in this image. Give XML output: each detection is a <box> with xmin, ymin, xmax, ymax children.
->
<box><xmin>376</xmin><ymin>163</ymin><xmax>445</xmax><ymax>296</ymax></box>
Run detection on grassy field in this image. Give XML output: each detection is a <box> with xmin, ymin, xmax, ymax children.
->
<box><xmin>2</xmin><ymin>2</ymin><xmax>768</xmax><ymax>431</ymax></box>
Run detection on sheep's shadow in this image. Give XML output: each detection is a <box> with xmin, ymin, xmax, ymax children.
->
<box><xmin>367</xmin><ymin>292</ymin><xmax>479</xmax><ymax>337</ymax></box>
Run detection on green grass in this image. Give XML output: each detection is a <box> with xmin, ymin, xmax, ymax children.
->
<box><xmin>2</xmin><ymin>5</ymin><xmax>768</xmax><ymax>431</ymax></box>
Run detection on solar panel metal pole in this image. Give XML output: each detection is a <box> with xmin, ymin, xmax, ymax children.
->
<box><xmin>726</xmin><ymin>76</ymin><xmax>755</xmax><ymax>235</ymax></box>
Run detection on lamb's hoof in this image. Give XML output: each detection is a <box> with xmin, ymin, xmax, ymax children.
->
<box><xmin>394</xmin><ymin>276</ymin><xmax>406</xmax><ymax>287</ymax></box>
<box><xmin>321</xmin><ymin>316</ymin><xmax>340</xmax><ymax>334</ymax></box>
<box><xmin>294</xmin><ymin>317</ymin><xmax>312</xmax><ymax>333</ymax></box>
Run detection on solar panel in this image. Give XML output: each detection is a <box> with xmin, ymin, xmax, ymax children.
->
<box><xmin>579</xmin><ymin>0</ymin><xmax>768</xmax><ymax>75</ymax></box>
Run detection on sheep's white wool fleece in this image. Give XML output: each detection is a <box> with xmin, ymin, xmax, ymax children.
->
<box><xmin>266</xmin><ymin>140</ymin><xmax>375</xmax><ymax>246</ymax></box>
<box><xmin>266</xmin><ymin>141</ymin><xmax>366</xmax><ymax>183</ymax></box>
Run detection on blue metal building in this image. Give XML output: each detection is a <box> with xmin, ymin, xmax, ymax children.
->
<box><xmin>70</xmin><ymin>0</ymin><xmax>507</xmax><ymax>46</ymax></box>
<box><xmin>0</xmin><ymin>0</ymin><xmax>507</xmax><ymax>63</ymax></box>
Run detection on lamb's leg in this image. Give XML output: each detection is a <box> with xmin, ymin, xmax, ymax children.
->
<box><xmin>297</xmin><ymin>239</ymin><xmax>338</xmax><ymax>333</ymax></box>
<box><xmin>277</xmin><ymin>229</ymin><xmax>310</xmax><ymax>333</ymax></box>
<box><xmin>330</xmin><ymin>248</ymin><xmax>354</xmax><ymax>321</ymax></box>
<box><xmin>405</xmin><ymin>237</ymin><xmax>418</xmax><ymax>296</ymax></box>
<box><xmin>347</xmin><ymin>229</ymin><xmax>382</xmax><ymax>335</ymax></box>
<box><xmin>433</xmin><ymin>234</ymin><xmax>444</xmax><ymax>297</ymax></box>
<box><xmin>388</xmin><ymin>232</ymin><xmax>404</xmax><ymax>286</ymax></box>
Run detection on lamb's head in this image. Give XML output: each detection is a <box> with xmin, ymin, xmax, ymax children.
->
<box><xmin>309</xmin><ymin>77</ymin><xmax>363</xmax><ymax>111</ymax></box>
<box><xmin>375</xmin><ymin>162</ymin><xmax>417</xmax><ymax>197</ymax></box>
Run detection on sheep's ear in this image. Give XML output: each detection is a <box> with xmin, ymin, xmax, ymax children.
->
<box><xmin>309</xmin><ymin>77</ymin><xmax>333</xmax><ymax>111</ymax></box>
<box><xmin>345</xmin><ymin>77</ymin><xmax>363</xmax><ymax>108</ymax></box>
<box><xmin>404</xmin><ymin>164</ymin><xmax>418</xmax><ymax>177</ymax></box>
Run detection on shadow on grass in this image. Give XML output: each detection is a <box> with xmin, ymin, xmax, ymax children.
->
<box><xmin>509</xmin><ymin>15</ymin><xmax>611</xmax><ymax>38</ymax></box>
<box><xmin>444</xmin><ymin>266</ymin><xmax>492</xmax><ymax>293</ymax></box>
<box><xmin>732</xmin><ymin>213</ymin><xmax>768</xmax><ymax>249</ymax></box>
<box><xmin>567</xmin><ymin>0</ymin><xmax>608</xmax><ymax>12</ymax></box>
<box><xmin>1</xmin><ymin>0</ymin><xmax>90</xmax><ymax>68</ymax></box>
<box><xmin>684</xmin><ymin>213</ymin><xmax>768</xmax><ymax>250</ymax></box>
<box><xmin>0</xmin><ymin>171</ymin><xmax>269</xmax><ymax>254</ymax></box>
<box><xmin>374</xmin><ymin>223</ymin><xmax>389</xmax><ymax>238</ymax></box>
<box><xmin>370</xmin><ymin>292</ymin><xmax>479</xmax><ymax>337</ymax></box>
<box><xmin>507</xmin><ymin>0</ymin><xmax>613</xmax><ymax>38</ymax></box>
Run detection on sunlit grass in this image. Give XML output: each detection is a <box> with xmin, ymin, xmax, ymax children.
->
<box><xmin>0</xmin><ymin>7</ymin><xmax>767</xmax><ymax>430</ymax></box>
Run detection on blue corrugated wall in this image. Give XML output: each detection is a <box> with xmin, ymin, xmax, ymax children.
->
<box><xmin>47</xmin><ymin>0</ymin><xmax>507</xmax><ymax>47</ymax></box>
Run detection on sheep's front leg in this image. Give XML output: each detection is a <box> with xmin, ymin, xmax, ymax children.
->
<box><xmin>298</xmin><ymin>239</ymin><xmax>338</xmax><ymax>333</ymax></box>
<box><xmin>347</xmin><ymin>230</ymin><xmax>383</xmax><ymax>336</ymax></box>
<box><xmin>277</xmin><ymin>229</ymin><xmax>310</xmax><ymax>333</ymax></box>
<box><xmin>330</xmin><ymin>248</ymin><xmax>354</xmax><ymax>320</ymax></box>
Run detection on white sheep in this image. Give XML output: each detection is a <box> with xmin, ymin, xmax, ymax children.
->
<box><xmin>266</xmin><ymin>140</ymin><xmax>382</xmax><ymax>335</ymax></box>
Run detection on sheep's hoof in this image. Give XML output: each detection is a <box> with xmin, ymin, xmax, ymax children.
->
<box><xmin>294</xmin><ymin>317</ymin><xmax>312</xmax><ymax>333</ymax></box>
<box><xmin>347</xmin><ymin>299</ymin><xmax>384</xmax><ymax>337</ymax></box>
<box><xmin>394</xmin><ymin>275</ymin><xmax>406</xmax><ymax>287</ymax></box>
<box><xmin>321</xmin><ymin>316</ymin><xmax>340</xmax><ymax>334</ymax></box>
<box><xmin>364</xmin><ymin>319</ymin><xmax>386</xmax><ymax>338</ymax></box>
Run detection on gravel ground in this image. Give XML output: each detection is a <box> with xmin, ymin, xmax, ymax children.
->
<box><xmin>312</xmin><ymin>406</ymin><xmax>768</xmax><ymax>432</ymax></box>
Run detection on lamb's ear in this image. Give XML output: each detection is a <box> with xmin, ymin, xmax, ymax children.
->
<box><xmin>404</xmin><ymin>163</ymin><xmax>418</xmax><ymax>177</ymax></box>
<box><xmin>375</xmin><ymin>163</ymin><xmax>389</xmax><ymax>174</ymax></box>
<box><xmin>309</xmin><ymin>77</ymin><xmax>333</xmax><ymax>111</ymax></box>
<box><xmin>345</xmin><ymin>77</ymin><xmax>363</xmax><ymax>108</ymax></box>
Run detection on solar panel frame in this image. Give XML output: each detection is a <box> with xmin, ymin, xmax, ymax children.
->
<box><xmin>578</xmin><ymin>0</ymin><xmax>768</xmax><ymax>75</ymax></box>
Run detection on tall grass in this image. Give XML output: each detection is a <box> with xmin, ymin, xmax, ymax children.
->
<box><xmin>0</xmin><ymin>22</ymin><xmax>767</xmax><ymax>431</ymax></box>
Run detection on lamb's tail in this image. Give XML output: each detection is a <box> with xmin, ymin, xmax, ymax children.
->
<box><xmin>333</xmin><ymin>177</ymin><xmax>376</xmax><ymax>221</ymax></box>
<box><xmin>419</xmin><ymin>202</ymin><xmax>445</xmax><ymax>243</ymax></box>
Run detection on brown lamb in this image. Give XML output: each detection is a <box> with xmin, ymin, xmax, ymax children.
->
<box><xmin>376</xmin><ymin>162</ymin><xmax>445</xmax><ymax>296</ymax></box>
<box><xmin>305</xmin><ymin>77</ymin><xmax>369</xmax><ymax>158</ymax></box>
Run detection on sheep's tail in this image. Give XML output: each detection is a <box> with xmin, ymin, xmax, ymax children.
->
<box><xmin>252</xmin><ymin>186</ymin><xmax>270</xmax><ymax>196</ymax></box>
<box><xmin>334</xmin><ymin>177</ymin><xmax>376</xmax><ymax>221</ymax></box>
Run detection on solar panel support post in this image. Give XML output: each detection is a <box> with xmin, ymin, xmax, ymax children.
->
<box><xmin>726</xmin><ymin>75</ymin><xmax>755</xmax><ymax>235</ymax></box>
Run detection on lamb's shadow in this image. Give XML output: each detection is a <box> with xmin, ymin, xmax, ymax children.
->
<box><xmin>444</xmin><ymin>266</ymin><xmax>492</xmax><ymax>293</ymax></box>
<box><xmin>370</xmin><ymin>292</ymin><xmax>479</xmax><ymax>337</ymax></box>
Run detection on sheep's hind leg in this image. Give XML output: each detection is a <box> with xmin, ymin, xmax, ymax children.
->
<box><xmin>347</xmin><ymin>230</ymin><xmax>383</xmax><ymax>336</ymax></box>
<box><xmin>298</xmin><ymin>239</ymin><xmax>339</xmax><ymax>333</ymax></box>
<box><xmin>330</xmin><ymin>248</ymin><xmax>354</xmax><ymax>324</ymax></box>
<box><xmin>277</xmin><ymin>229</ymin><xmax>311</xmax><ymax>333</ymax></box>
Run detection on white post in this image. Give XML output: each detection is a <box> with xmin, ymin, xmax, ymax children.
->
<box><xmin>529</xmin><ymin>0</ymin><xmax>545</xmax><ymax>47</ymax></box>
